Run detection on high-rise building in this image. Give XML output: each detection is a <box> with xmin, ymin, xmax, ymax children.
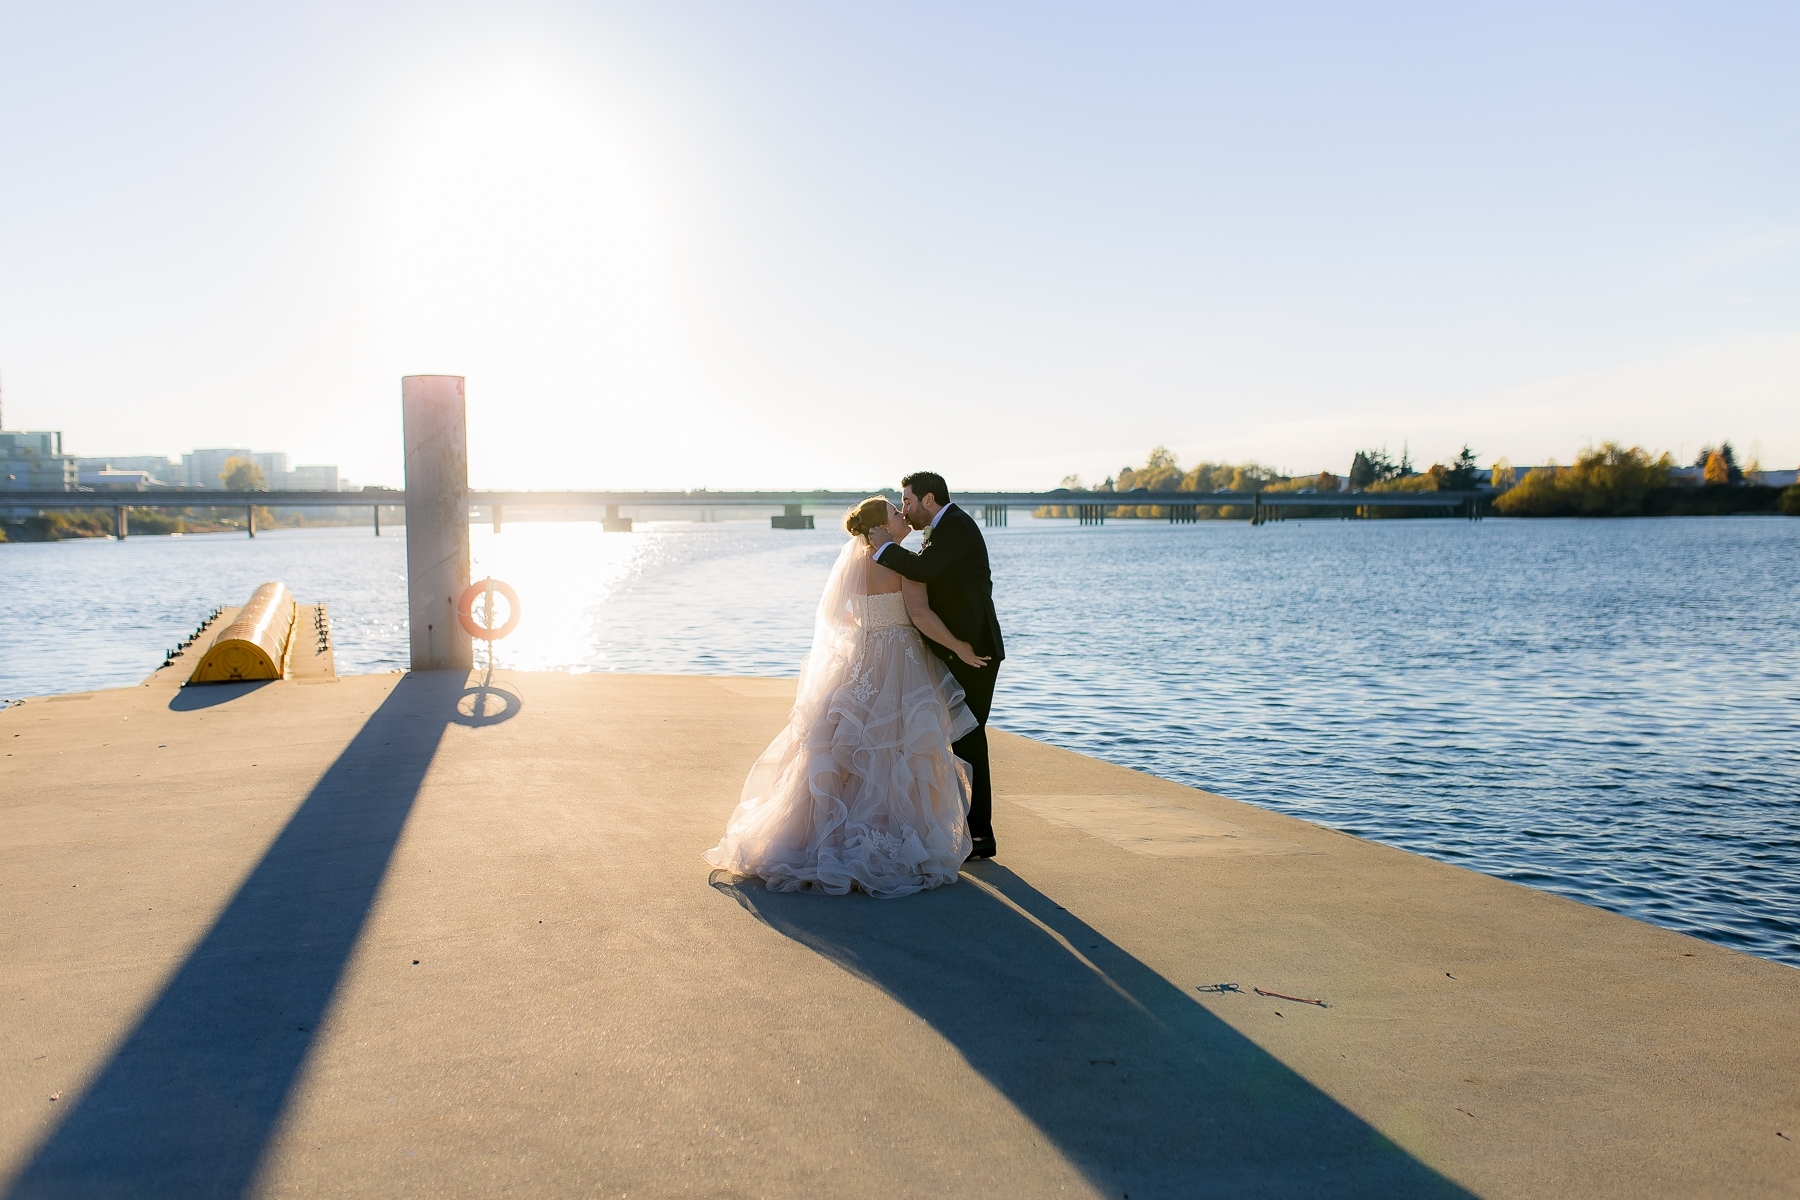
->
<box><xmin>2</xmin><ymin>430</ymin><xmax>78</xmax><ymax>492</ymax></box>
<box><xmin>253</xmin><ymin>451</ymin><xmax>288</xmax><ymax>486</ymax></box>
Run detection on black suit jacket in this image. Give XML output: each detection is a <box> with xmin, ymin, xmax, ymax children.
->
<box><xmin>876</xmin><ymin>504</ymin><xmax>1006</xmax><ymax>666</ymax></box>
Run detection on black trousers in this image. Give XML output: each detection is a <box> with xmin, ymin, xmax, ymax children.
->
<box><xmin>945</xmin><ymin>658</ymin><xmax>999</xmax><ymax>841</ymax></box>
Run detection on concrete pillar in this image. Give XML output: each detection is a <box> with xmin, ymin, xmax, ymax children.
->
<box><xmin>115</xmin><ymin>506</ymin><xmax>128</xmax><ymax>540</ymax></box>
<box><xmin>247</xmin><ymin>506</ymin><xmax>256</xmax><ymax>537</ymax></box>
<box><xmin>403</xmin><ymin>375</ymin><xmax>472</xmax><ymax>672</ymax></box>
<box><xmin>770</xmin><ymin>504</ymin><xmax>813</xmax><ymax>530</ymax></box>
<box><xmin>373</xmin><ymin>505</ymin><xmax>381</xmax><ymax>537</ymax></box>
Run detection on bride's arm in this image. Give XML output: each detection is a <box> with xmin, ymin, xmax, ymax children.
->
<box><xmin>901</xmin><ymin>580</ymin><xmax>991</xmax><ymax>669</ymax></box>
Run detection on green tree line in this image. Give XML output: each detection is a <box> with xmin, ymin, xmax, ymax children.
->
<box><xmin>1038</xmin><ymin>442</ymin><xmax>1800</xmax><ymax>520</ymax></box>
<box><xmin>1495</xmin><ymin>443</ymin><xmax>1800</xmax><ymax>517</ymax></box>
<box><xmin>1036</xmin><ymin>444</ymin><xmax>1478</xmax><ymax>519</ymax></box>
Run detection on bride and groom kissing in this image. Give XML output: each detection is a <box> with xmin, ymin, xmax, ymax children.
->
<box><xmin>705</xmin><ymin>472</ymin><xmax>1006</xmax><ymax>898</ymax></box>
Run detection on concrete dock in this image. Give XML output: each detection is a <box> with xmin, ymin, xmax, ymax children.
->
<box><xmin>2</xmin><ymin>668</ymin><xmax>1795</xmax><ymax>1198</ymax></box>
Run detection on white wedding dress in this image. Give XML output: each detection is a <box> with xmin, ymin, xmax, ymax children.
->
<box><xmin>705</xmin><ymin>539</ymin><xmax>976</xmax><ymax>898</ymax></box>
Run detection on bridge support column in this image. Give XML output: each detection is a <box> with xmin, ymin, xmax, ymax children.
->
<box><xmin>603</xmin><ymin>504</ymin><xmax>634</xmax><ymax>533</ymax></box>
<box><xmin>115</xmin><ymin>505</ymin><xmax>127</xmax><ymax>540</ymax></box>
<box><xmin>247</xmin><ymin>506</ymin><xmax>256</xmax><ymax>538</ymax></box>
<box><xmin>493</xmin><ymin>504</ymin><xmax>503</xmax><ymax>534</ymax></box>
<box><xmin>771</xmin><ymin>504</ymin><xmax>813</xmax><ymax>530</ymax></box>
<box><xmin>403</xmin><ymin>374</ymin><xmax>473</xmax><ymax>672</ymax></box>
<box><xmin>373</xmin><ymin>505</ymin><xmax>381</xmax><ymax>536</ymax></box>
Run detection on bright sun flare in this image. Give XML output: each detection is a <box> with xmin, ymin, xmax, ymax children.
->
<box><xmin>382</xmin><ymin>77</ymin><xmax>676</xmax><ymax>485</ymax></box>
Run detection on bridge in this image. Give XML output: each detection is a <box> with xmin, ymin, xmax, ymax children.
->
<box><xmin>3</xmin><ymin>482</ymin><xmax>1490</xmax><ymax>536</ymax></box>
<box><xmin>2</xmin><ymin>486</ymin><xmax>1488</xmax><ymax>536</ymax></box>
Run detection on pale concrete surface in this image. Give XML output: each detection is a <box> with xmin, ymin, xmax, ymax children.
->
<box><xmin>285</xmin><ymin>604</ymin><xmax>337</xmax><ymax>683</ymax></box>
<box><xmin>0</xmin><ymin>670</ymin><xmax>1794</xmax><ymax>1198</ymax></box>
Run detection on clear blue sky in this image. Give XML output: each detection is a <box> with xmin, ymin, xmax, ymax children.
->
<box><xmin>0</xmin><ymin>1</ymin><xmax>1794</xmax><ymax>489</ymax></box>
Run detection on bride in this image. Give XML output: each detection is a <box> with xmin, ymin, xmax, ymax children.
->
<box><xmin>704</xmin><ymin>497</ymin><xmax>992</xmax><ymax>898</ymax></box>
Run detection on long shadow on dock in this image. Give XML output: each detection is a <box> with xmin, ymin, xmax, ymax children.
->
<box><xmin>717</xmin><ymin>865</ymin><xmax>1473</xmax><ymax>1199</ymax></box>
<box><xmin>6</xmin><ymin>672</ymin><xmax>485</xmax><ymax>1200</ymax></box>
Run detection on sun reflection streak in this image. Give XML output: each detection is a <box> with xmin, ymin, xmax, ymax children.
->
<box><xmin>466</xmin><ymin>519</ymin><xmax>858</xmax><ymax>677</ymax></box>
<box><xmin>469</xmin><ymin>523</ymin><xmax>663</xmax><ymax>672</ymax></box>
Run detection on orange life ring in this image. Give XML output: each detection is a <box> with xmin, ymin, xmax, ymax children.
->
<box><xmin>457</xmin><ymin>578</ymin><xmax>521</xmax><ymax>641</ymax></box>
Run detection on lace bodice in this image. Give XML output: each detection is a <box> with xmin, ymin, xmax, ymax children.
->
<box><xmin>862</xmin><ymin>591</ymin><xmax>912</xmax><ymax>631</ymax></box>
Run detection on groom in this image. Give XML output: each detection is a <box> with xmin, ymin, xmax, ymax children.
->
<box><xmin>866</xmin><ymin>471</ymin><xmax>1005</xmax><ymax>860</ymax></box>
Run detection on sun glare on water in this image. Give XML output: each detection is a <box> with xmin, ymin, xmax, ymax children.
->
<box><xmin>466</xmin><ymin>523</ymin><xmax>661</xmax><ymax>672</ymax></box>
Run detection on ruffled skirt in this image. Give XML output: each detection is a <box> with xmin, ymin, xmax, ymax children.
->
<box><xmin>704</xmin><ymin>627</ymin><xmax>976</xmax><ymax>898</ymax></box>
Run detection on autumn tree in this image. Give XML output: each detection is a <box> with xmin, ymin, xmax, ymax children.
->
<box><xmin>1703</xmin><ymin>449</ymin><xmax>1730</xmax><ymax>486</ymax></box>
<box><xmin>1695</xmin><ymin>442</ymin><xmax>1741</xmax><ymax>485</ymax></box>
<box><xmin>220</xmin><ymin>457</ymin><xmax>267</xmax><ymax>490</ymax></box>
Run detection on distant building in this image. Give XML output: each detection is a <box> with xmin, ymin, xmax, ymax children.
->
<box><xmin>1750</xmin><ymin>469</ymin><xmax>1799</xmax><ymax>488</ymax></box>
<box><xmin>10</xmin><ymin>433</ymin><xmax>351</xmax><ymax>502</ymax></box>
<box><xmin>176</xmin><ymin>448</ymin><xmax>344</xmax><ymax>490</ymax></box>
<box><xmin>78</xmin><ymin>455</ymin><xmax>178</xmax><ymax>485</ymax></box>
<box><xmin>78</xmin><ymin>467</ymin><xmax>160</xmax><ymax>490</ymax></box>
<box><xmin>285</xmin><ymin>463</ymin><xmax>339</xmax><ymax>491</ymax></box>
<box><xmin>181</xmin><ymin>448</ymin><xmax>283</xmax><ymax>488</ymax></box>
<box><xmin>253</xmin><ymin>452</ymin><xmax>288</xmax><ymax>487</ymax></box>
<box><xmin>2</xmin><ymin>430</ymin><xmax>78</xmax><ymax>492</ymax></box>
<box><xmin>182</xmin><ymin>448</ymin><xmax>253</xmax><ymax>489</ymax></box>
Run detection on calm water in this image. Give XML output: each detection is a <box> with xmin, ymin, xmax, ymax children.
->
<box><xmin>3</xmin><ymin>515</ymin><xmax>1797</xmax><ymax>968</ymax></box>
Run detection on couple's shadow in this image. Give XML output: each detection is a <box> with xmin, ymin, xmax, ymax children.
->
<box><xmin>713</xmin><ymin>864</ymin><xmax>1469</xmax><ymax>1199</ymax></box>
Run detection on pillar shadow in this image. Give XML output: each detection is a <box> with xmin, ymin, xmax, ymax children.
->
<box><xmin>714</xmin><ymin>865</ymin><xmax>1474</xmax><ymax>1199</ymax></box>
<box><xmin>6</xmin><ymin>672</ymin><xmax>474</xmax><ymax>1200</ymax></box>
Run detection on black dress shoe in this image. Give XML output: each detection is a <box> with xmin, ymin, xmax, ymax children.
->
<box><xmin>966</xmin><ymin>836</ymin><xmax>997</xmax><ymax>860</ymax></box>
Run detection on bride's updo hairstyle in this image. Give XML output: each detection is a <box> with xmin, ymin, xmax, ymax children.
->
<box><xmin>843</xmin><ymin>496</ymin><xmax>891</xmax><ymax>538</ymax></box>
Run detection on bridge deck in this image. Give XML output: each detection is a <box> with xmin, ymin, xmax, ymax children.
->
<box><xmin>2</xmin><ymin>671</ymin><xmax>1791</xmax><ymax>1197</ymax></box>
<box><xmin>2</xmin><ymin>487</ymin><xmax>1487</xmax><ymax>510</ymax></box>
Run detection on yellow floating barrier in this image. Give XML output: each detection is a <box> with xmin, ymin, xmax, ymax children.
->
<box><xmin>187</xmin><ymin>582</ymin><xmax>297</xmax><ymax>684</ymax></box>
